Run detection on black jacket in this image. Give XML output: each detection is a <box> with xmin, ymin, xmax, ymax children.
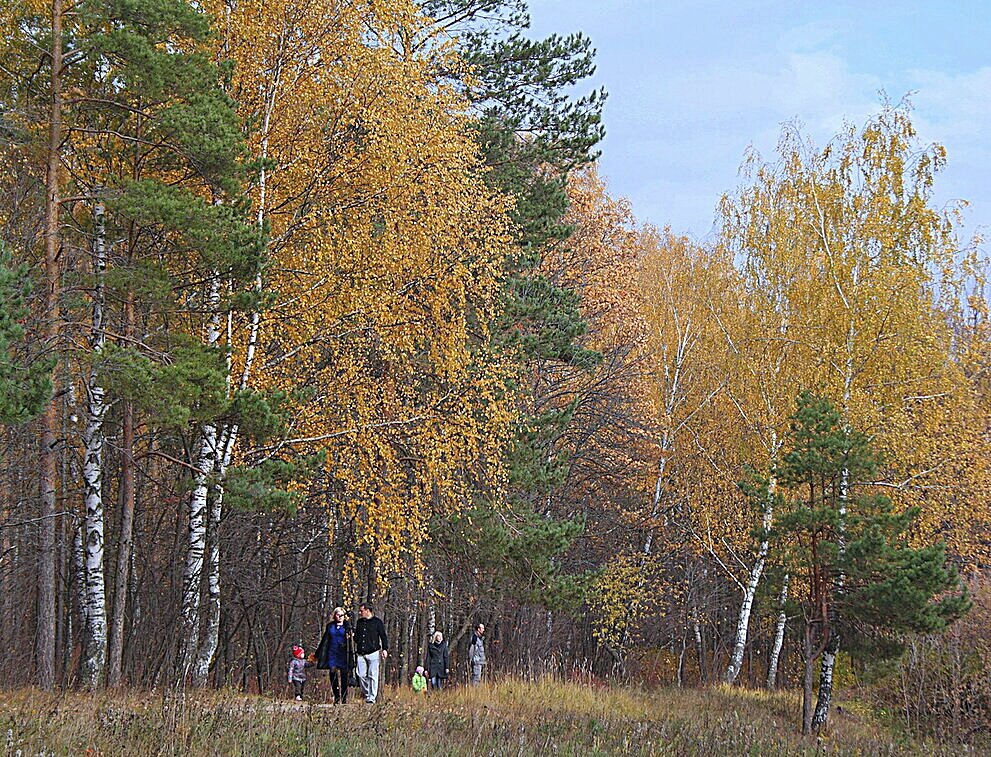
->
<box><xmin>354</xmin><ymin>615</ymin><xmax>388</xmax><ymax>655</ymax></box>
<box><xmin>426</xmin><ymin>640</ymin><xmax>449</xmax><ymax>679</ymax></box>
<box><xmin>315</xmin><ymin>619</ymin><xmax>356</xmax><ymax>671</ymax></box>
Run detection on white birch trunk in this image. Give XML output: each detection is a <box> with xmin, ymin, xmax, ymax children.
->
<box><xmin>191</xmin><ymin>480</ymin><xmax>223</xmax><ymax>685</ymax></box>
<box><xmin>81</xmin><ymin>200</ymin><xmax>108</xmax><ymax>688</ymax></box>
<box><xmin>180</xmin><ymin>421</ymin><xmax>217</xmax><ymax>675</ymax></box>
<box><xmin>643</xmin><ymin>456</ymin><xmax>666</xmax><ymax>555</ymax></box>
<box><xmin>180</xmin><ymin>277</ymin><xmax>222</xmax><ymax>677</ymax></box>
<box><xmin>690</xmin><ymin>601</ymin><xmax>704</xmax><ymax>683</ymax></box>
<box><xmin>766</xmin><ymin>573</ymin><xmax>789</xmax><ymax>689</ymax></box>
<box><xmin>725</xmin><ymin>435</ymin><xmax>779</xmax><ymax>684</ymax></box>
<box><xmin>74</xmin><ymin>518</ymin><xmax>87</xmax><ymax>633</ymax></box>
<box><xmin>190</xmin><ymin>66</ymin><xmax>275</xmax><ymax>683</ymax></box>
<box><xmin>645</xmin><ymin>318</ymin><xmax>690</xmax><ymax>556</ymax></box>
<box><xmin>813</xmin><ymin>334</ymin><xmax>853</xmax><ymax>728</ymax></box>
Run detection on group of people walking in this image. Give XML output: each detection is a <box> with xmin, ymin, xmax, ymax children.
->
<box><xmin>287</xmin><ymin>604</ymin><xmax>487</xmax><ymax>704</ymax></box>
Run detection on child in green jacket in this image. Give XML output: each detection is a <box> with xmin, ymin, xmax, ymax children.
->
<box><xmin>412</xmin><ymin>666</ymin><xmax>427</xmax><ymax>694</ymax></box>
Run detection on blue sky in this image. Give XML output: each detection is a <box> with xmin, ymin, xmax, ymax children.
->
<box><xmin>527</xmin><ymin>0</ymin><xmax>991</xmax><ymax>245</ymax></box>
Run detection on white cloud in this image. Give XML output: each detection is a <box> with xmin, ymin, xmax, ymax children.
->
<box><xmin>908</xmin><ymin>67</ymin><xmax>991</xmax><ymax>236</ymax></box>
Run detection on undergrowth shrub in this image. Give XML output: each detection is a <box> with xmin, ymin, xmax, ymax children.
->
<box><xmin>869</xmin><ymin>577</ymin><xmax>991</xmax><ymax>743</ymax></box>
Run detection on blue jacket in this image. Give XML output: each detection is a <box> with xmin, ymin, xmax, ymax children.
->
<box><xmin>316</xmin><ymin>619</ymin><xmax>355</xmax><ymax>670</ymax></box>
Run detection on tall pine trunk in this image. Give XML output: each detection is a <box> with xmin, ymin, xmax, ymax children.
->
<box><xmin>107</xmin><ymin>291</ymin><xmax>136</xmax><ymax>686</ymax></box>
<box><xmin>36</xmin><ymin>0</ymin><xmax>64</xmax><ymax>689</ymax></box>
<box><xmin>81</xmin><ymin>200</ymin><xmax>108</xmax><ymax>688</ymax></box>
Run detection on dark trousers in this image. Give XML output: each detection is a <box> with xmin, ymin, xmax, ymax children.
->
<box><xmin>329</xmin><ymin>666</ymin><xmax>349</xmax><ymax>703</ymax></box>
<box><xmin>292</xmin><ymin>680</ymin><xmax>305</xmax><ymax>698</ymax></box>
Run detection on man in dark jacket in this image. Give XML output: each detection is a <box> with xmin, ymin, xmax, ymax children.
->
<box><xmin>354</xmin><ymin>603</ymin><xmax>388</xmax><ymax>703</ymax></box>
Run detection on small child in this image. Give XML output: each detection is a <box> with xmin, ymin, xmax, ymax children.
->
<box><xmin>412</xmin><ymin>665</ymin><xmax>427</xmax><ymax>694</ymax></box>
<box><xmin>288</xmin><ymin>645</ymin><xmax>314</xmax><ymax>701</ymax></box>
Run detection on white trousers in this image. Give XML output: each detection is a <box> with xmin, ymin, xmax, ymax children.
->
<box><xmin>357</xmin><ymin>652</ymin><xmax>381</xmax><ymax>702</ymax></box>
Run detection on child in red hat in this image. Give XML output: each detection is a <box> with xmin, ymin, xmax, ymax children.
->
<box><xmin>288</xmin><ymin>645</ymin><xmax>314</xmax><ymax>701</ymax></box>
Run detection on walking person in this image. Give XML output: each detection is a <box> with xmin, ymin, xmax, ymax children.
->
<box><xmin>287</xmin><ymin>645</ymin><xmax>314</xmax><ymax>701</ymax></box>
<box><xmin>468</xmin><ymin>622</ymin><xmax>486</xmax><ymax>685</ymax></box>
<box><xmin>426</xmin><ymin>630</ymin><xmax>449</xmax><ymax>690</ymax></box>
<box><xmin>316</xmin><ymin>606</ymin><xmax>355</xmax><ymax>704</ymax></box>
<box><xmin>354</xmin><ymin>602</ymin><xmax>388</xmax><ymax>703</ymax></box>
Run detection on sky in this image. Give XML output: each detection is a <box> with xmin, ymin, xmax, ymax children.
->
<box><xmin>527</xmin><ymin>0</ymin><xmax>991</xmax><ymax>245</ymax></box>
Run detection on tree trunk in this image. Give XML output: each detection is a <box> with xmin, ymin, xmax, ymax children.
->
<box><xmin>36</xmin><ymin>0</ymin><xmax>64</xmax><ymax>691</ymax></box>
<box><xmin>107</xmin><ymin>294</ymin><xmax>136</xmax><ymax>686</ymax></box>
<box><xmin>192</xmin><ymin>255</ymin><xmax>260</xmax><ymax>685</ymax></box>
<box><xmin>726</xmin><ymin>438</ymin><xmax>779</xmax><ymax>684</ymax></box>
<box><xmin>180</xmin><ymin>421</ymin><xmax>217</xmax><ymax>677</ymax></box>
<box><xmin>725</xmin><ymin>497</ymin><xmax>772</xmax><ymax>684</ymax></box>
<box><xmin>766</xmin><ymin>574</ymin><xmax>789</xmax><ymax>689</ymax></box>
<box><xmin>814</xmin><ymin>436</ymin><xmax>850</xmax><ymax>728</ymax></box>
<box><xmin>802</xmin><ymin>625</ymin><xmax>816</xmax><ymax>736</ymax></box>
<box><xmin>71</xmin><ymin>517</ymin><xmax>86</xmax><ymax>684</ymax></box>
<box><xmin>643</xmin><ymin>432</ymin><xmax>670</xmax><ymax>555</ymax></box>
<box><xmin>81</xmin><ymin>199</ymin><xmax>108</xmax><ymax>688</ymax></box>
<box><xmin>192</xmin><ymin>392</ymin><xmax>239</xmax><ymax>686</ymax></box>
<box><xmin>691</xmin><ymin>603</ymin><xmax>704</xmax><ymax>684</ymax></box>
<box><xmin>192</xmin><ymin>481</ymin><xmax>223</xmax><ymax>686</ymax></box>
<box><xmin>812</xmin><ymin>636</ymin><xmax>837</xmax><ymax>730</ymax></box>
<box><xmin>179</xmin><ymin>278</ymin><xmax>222</xmax><ymax>679</ymax></box>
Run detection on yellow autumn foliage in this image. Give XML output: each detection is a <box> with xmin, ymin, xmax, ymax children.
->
<box><xmin>209</xmin><ymin>0</ymin><xmax>514</xmax><ymax>581</ymax></box>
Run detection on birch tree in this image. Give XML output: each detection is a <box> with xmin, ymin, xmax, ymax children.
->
<box><xmin>713</xmin><ymin>104</ymin><xmax>978</xmax><ymax>690</ymax></box>
<box><xmin>80</xmin><ymin>200</ymin><xmax>108</xmax><ymax>687</ymax></box>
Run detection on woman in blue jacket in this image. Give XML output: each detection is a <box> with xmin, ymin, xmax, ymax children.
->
<box><xmin>316</xmin><ymin>607</ymin><xmax>356</xmax><ymax>704</ymax></box>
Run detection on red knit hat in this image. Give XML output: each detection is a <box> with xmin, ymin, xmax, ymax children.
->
<box><xmin>292</xmin><ymin>646</ymin><xmax>304</xmax><ymax>659</ymax></box>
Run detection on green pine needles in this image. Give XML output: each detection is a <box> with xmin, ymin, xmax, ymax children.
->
<box><xmin>0</xmin><ymin>246</ymin><xmax>53</xmax><ymax>425</ymax></box>
<box><xmin>774</xmin><ymin>390</ymin><xmax>969</xmax><ymax>731</ymax></box>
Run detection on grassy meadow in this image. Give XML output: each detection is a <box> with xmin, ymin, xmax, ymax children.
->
<box><xmin>0</xmin><ymin>678</ymin><xmax>982</xmax><ymax>756</ymax></box>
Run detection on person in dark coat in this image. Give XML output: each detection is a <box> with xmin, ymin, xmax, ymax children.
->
<box><xmin>425</xmin><ymin>631</ymin><xmax>449</xmax><ymax>690</ymax></box>
<box><xmin>315</xmin><ymin>606</ymin><xmax>355</xmax><ymax>704</ymax></box>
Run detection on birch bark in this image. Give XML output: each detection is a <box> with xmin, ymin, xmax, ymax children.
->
<box><xmin>725</xmin><ymin>435</ymin><xmax>779</xmax><ymax>684</ymax></box>
<box><xmin>812</xmin><ymin>318</ymin><xmax>854</xmax><ymax>728</ymax></box>
<box><xmin>81</xmin><ymin>199</ymin><xmax>108</xmax><ymax>688</ymax></box>
<box><xmin>190</xmin><ymin>64</ymin><xmax>274</xmax><ymax>681</ymax></box>
<box><xmin>766</xmin><ymin>573</ymin><xmax>789</xmax><ymax>689</ymax></box>
<box><xmin>179</xmin><ymin>277</ymin><xmax>222</xmax><ymax>678</ymax></box>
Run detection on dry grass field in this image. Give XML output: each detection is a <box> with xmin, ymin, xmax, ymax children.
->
<box><xmin>1</xmin><ymin>678</ymin><xmax>982</xmax><ymax>756</ymax></box>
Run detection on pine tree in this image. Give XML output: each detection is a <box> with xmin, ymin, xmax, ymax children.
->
<box><xmin>776</xmin><ymin>391</ymin><xmax>969</xmax><ymax>733</ymax></box>
<box><xmin>3</xmin><ymin>0</ymin><xmax>262</xmax><ymax>686</ymax></box>
<box><xmin>420</xmin><ymin>0</ymin><xmax>606</xmax><ymax>604</ymax></box>
<box><xmin>0</xmin><ymin>246</ymin><xmax>53</xmax><ymax>425</ymax></box>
